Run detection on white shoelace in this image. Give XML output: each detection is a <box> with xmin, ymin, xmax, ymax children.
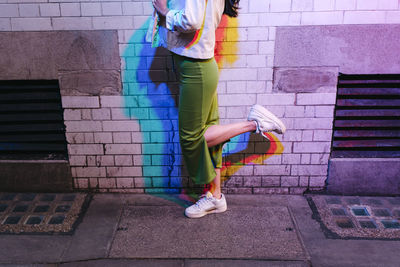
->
<box><xmin>195</xmin><ymin>194</ymin><xmax>212</xmax><ymax>209</ymax></box>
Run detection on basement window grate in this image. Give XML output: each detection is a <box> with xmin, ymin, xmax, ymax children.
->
<box><xmin>0</xmin><ymin>80</ymin><xmax>68</xmax><ymax>160</ymax></box>
<box><xmin>331</xmin><ymin>73</ymin><xmax>400</xmax><ymax>158</ymax></box>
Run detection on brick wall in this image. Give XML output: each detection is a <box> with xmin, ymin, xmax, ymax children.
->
<box><xmin>1</xmin><ymin>0</ymin><xmax>399</xmax><ymax>194</ymax></box>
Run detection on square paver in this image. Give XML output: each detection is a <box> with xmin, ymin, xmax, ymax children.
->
<box><xmin>381</xmin><ymin>220</ymin><xmax>400</xmax><ymax>229</ymax></box>
<box><xmin>48</xmin><ymin>215</ymin><xmax>65</xmax><ymax>225</ymax></box>
<box><xmin>359</xmin><ymin>220</ymin><xmax>377</xmax><ymax>229</ymax></box>
<box><xmin>387</xmin><ymin>198</ymin><xmax>400</xmax><ymax>205</ymax></box>
<box><xmin>0</xmin><ymin>204</ymin><xmax>8</xmax><ymax>212</ymax></box>
<box><xmin>13</xmin><ymin>205</ymin><xmax>29</xmax><ymax>213</ymax></box>
<box><xmin>3</xmin><ymin>216</ymin><xmax>22</xmax><ymax>225</ymax></box>
<box><xmin>34</xmin><ymin>205</ymin><xmax>50</xmax><ymax>213</ymax></box>
<box><xmin>335</xmin><ymin>218</ymin><xmax>354</xmax><ymax>229</ymax></box>
<box><xmin>55</xmin><ymin>205</ymin><xmax>71</xmax><ymax>213</ymax></box>
<box><xmin>351</xmin><ymin>207</ymin><xmax>369</xmax><ymax>216</ymax></box>
<box><xmin>325</xmin><ymin>197</ymin><xmax>342</xmax><ymax>205</ymax></box>
<box><xmin>62</xmin><ymin>195</ymin><xmax>76</xmax><ymax>202</ymax></box>
<box><xmin>366</xmin><ymin>199</ymin><xmax>383</xmax><ymax>206</ymax></box>
<box><xmin>345</xmin><ymin>198</ymin><xmax>360</xmax><ymax>205</ymax></box>
<box><xmin>372</xmin><ymin>209</ymin><xmax>391</xmax><ymax>217</ymax></box>
<box><xmin>40</xmin><ymin>195</ymin><xmax>56</xmax><ymax>202</ymax></box>
<box><xmin>393</xmin><ymin>210</ymin><xmax>400</xmax><ymax>217</ymax></box>
<box><xmin>331</xmin><ymin>208</ymin><xmax>346</xmax><ymax>216</ymax></box>
<box><xmin>26</xmin><ymin>216</ymin><xmax>43</xmax><ymax>225</ymax></box>
<box><xmin>0</xmin><ymin>194</ymin><xmax>16</xmax><ymax>201</ymax></box>
<box><xmin>18</xmin><ymin>193</ymin><xmax>36</xmax><ymax>202</ymax></box>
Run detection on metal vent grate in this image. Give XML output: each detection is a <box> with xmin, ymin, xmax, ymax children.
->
<box><xmin>0</xmin><ymin>80</ymin><xmax>68</xmax><ymax>160</ymax></box>
<box><xmin>332</xmin><ymin>73</ymin><xmax>400</xmax><ymax>158</ymax></box>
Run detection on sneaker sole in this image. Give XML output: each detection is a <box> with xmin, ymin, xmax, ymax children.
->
<box><xmin>185</xmin><ymin>205</ymin><xmax>227</xmax><ymax>219</ymax></box>
<box><xmin>250</xmin><ymin>104</ymin><xmax>286</xmax><ymax>134</ymax></box>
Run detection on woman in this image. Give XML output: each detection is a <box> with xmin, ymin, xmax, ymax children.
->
<box><xmin>151</xmin><ymin>0</ymin><xmax>286</xmax><ymax>218</ymax></box>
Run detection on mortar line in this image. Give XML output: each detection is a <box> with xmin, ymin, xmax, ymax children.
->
<box><xmin>287</xmin><ymin>199</ymin><xmax>312</xmax><ymax>263</ymax></box>
<box><xmin>106</xmin><ymin>196</ymin><xmax>126</xmax><ymax>259</ymax></box>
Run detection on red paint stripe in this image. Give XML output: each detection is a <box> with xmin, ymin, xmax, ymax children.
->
<box><xmin>214</xmin><ymin>15</ymin><xmax>229</xmax><ymax>65</ymax></box>
<box><xmin>185</xmin><ymin>29</ymin><xmax>200</xmax><ymax>49</ymax></box>
<box><xmin>221</xmin><ymin>133</ymin><xmax>281</xmax><ymax>174</ymax></box>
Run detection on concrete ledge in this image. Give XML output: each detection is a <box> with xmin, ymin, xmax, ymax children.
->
<box><xmin>273</xmin><ymin>67</ymin><xmax>338</xmax><ymax>93</ymax></box>
<box><xmin>275</xmin><ymin>24</ymin><xmax>400</xmax><ymax>74</ymax></box>
<box><xmin>0</xmin><ymin>160</ymin><xmax>73</xmax><ymax>192</ymax></box>
<box><xmin>327</xmin><ymin>158</ymin><xmax>400</xmax><ymax>195</ymax></box>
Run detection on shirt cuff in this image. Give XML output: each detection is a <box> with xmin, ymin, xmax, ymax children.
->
<box><xmin>166</xmin><ymin>9</ymin><xmax>178</xmax><ymax>31</ymax></box>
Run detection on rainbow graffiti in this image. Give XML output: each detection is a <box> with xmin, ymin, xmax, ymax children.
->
<box><xmin>221</xmin><ymin>132</ymin><xmax>283</xmax><ymax>180</ymax></box>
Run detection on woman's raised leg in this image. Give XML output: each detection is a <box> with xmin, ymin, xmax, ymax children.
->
<box><xmin>204</xmin><ymin>121</ymin><xmax>256</xmax><ymax>147</ymax></box>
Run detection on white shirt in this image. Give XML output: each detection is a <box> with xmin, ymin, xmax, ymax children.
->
<box><xmin>147</xmin><ymin>0</ymin><xmax>225</xmax><ymax>59</ymax></box>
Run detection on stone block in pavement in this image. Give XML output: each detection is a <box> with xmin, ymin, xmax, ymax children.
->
<box><xmin>109</xmin><ymin>195</ymin><xmax>307</xmax><ymax>260</ymax></box>
<box><xmin>61</xmin><ymin>194</ymin><xmax>123</xmax><ymax>262</ymax></box>
<box><xmin>0</xmin><ymin>235</ymin><xmax>69</xmax><ymax>264</ymax></box>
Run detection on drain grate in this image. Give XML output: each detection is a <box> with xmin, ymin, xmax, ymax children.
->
<box><xmin>307</xmin><ymin>195</ymin><xmax>400</xmax><ymax>239</ymax></box>
<box><xmin>0</xmin><ymin>193</ymin><xmax>89</xmax><ymax>234</ymax></box>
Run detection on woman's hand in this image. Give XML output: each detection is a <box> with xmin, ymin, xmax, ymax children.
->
<box><xmin>152</xmin><ymin>0</ymin><xmax>169</xmax><ymax>17</ymax></box>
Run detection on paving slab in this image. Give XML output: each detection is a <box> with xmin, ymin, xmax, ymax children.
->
<box><xmin>61</xmin><ymin>194</ymin><xmax>123</xmax><ymax>262</ymax></box>
<box><xmin>60</xmin><ymin>259</ymin><xmax>182</xmax><ymax>267</ymax></box>
<box><xmin>184</xmin><ymin>259</ymin><xmax>309</xmax><ymax>267</ymax></box>
<box><xmin>59</xmin><ymin>259</ymin><xmax>309</xmax><ymax>267</ymax></box>
<box><xmin>110</xmin><ymin>194</ymin><xmax>307</xmax><ymax>260</ymax></box>
<box><xmin>0</xmin><ymin>235</ymin><xmax>69</xmax><ymax>264</ymax></box>
<box><xmin>0</xmin><ymin>194</ymin><xmax>122</xmax><ymax>265</ymax></box>
<box><xmin>288</xmin><ymin>194</ymin><xmax>400</xmax><ymax>267</ymax></box>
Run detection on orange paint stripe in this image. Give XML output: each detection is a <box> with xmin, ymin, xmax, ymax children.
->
<box><xmin>185</xmin><ymin>29</ymin><xmax>201</xmax><ymax>49</ymax></box>
<box><xmin>185</xmin><ymin>0</ymin><xmax>208</xmax><ymax>49</ymax></box>
<box><xmin>221</xmin><ymin>133</ymin><xmax>284</xmax><ymax>180</ymax></box>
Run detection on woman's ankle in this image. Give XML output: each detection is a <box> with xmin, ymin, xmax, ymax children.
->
<box><xmin>210</xmin><ymin>190</ymin><xmax>221</xmax><ymax>199</ymax></box>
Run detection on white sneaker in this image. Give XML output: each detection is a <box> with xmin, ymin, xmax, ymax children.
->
<box><xmin>184</xmin><ymin>191</ymin><xmax>227</xmax><ymax>219</ymax></box>
<box><xmin>248</xmin><ymin>104</ymin><xmax>286</xmax><ymax>136</ymax></box>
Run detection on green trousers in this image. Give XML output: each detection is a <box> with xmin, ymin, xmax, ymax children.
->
<box><xmin>173</xmin><ymin>53</ymin><xmax>224</xmax><ymax>185</ymax></box>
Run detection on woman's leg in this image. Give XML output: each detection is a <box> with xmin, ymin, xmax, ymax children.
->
<box><xmin>204</xmin><ymin>121</ymin><xmax>256</xmax><ymax>147</ymax></box>
<box><xmin>205</xmin><ymin>121</ymin><xmax>256</xmax><ymax>199</ymax></box>
<box><xmin>175</xmin><ymin>55</ymin><xmax>223</xmax><ymax>186</ymax></box>
<box><xmin>209</xmin><ymin>168</ymin><xmax>221</xmax><ymax>199</ymax></box>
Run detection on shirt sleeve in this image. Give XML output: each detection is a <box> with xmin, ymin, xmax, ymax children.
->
<box><xmin>165</xmin><ymin>0</ymin><xmax>207</xmax><ymax>33</ymax></box>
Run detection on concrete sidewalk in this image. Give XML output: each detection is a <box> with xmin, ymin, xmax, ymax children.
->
<box><xmin>1</xmin><ymin>193</ymin><xmax>400</xmax><ymax>267</ymax></box>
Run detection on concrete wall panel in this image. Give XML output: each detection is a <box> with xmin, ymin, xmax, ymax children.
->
<box><xmin>275</xmin><ymin>24</ymin><xmax>400</xmax><ymax>74</ymax></box>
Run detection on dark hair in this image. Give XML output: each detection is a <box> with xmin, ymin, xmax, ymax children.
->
<box><xmin>223</xmin><ymin>0</ymin><xmax>240</xmax><ymax>17</ymax></box>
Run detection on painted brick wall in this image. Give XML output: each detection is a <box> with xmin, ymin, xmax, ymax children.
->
<box><xmin>1</xmin><ymin>0</ymin><xmax>399</xmax><ymax>194</ymax></box>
